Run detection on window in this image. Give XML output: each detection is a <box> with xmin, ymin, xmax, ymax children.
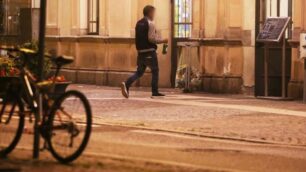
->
<box><xmin>31</xmin><ymin>0</ymin><xmax>40</xmax><ymax>8</ymax></box>
<box><xmin>0</xmin><ymin>0</ymin><xmax>23</xmax><ymax>36</ymax></box>
<box><xmin>174</xmin><ymin>0</ymin><xmax>192</xmax><ymax>38</ymax></box>
<box><xmin>265</xmin><ymin>0</ymin><xmax>292</xmax><ymax>38</ymax></box>
<box><xmin>0</xmin><ymin>0</ymin><xmax>4</xmax><ymax>34</ymax></box>
<box><xmin>266</xmin><ymin>0</ymin><xmax>292</xmax><ymax>17</ymax></box>
<box><xmin>88</xmin><ymin>0</ymin><xmax>99</xmax><ymax>35</ymax></box>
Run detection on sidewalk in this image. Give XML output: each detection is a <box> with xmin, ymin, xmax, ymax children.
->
<box><xmin>71</xmin><ymin>85</ymin><xmax>306</xmax><ymax>146</ymax></box>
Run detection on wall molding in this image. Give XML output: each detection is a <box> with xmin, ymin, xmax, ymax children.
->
<box><xmin>190</xmin><ymin>38</ymin><xmax>242</xmax><ymax>46</ymax></box>
<box><xmin>46</xmin><ymin>36</ymin><xmax>135</xmax><ymax>44</ymax></box>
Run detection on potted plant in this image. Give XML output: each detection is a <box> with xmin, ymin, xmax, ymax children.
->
<box><xmin>21</xmin><ymin>42</ymin><xmax>71</xmax><ymax>98</ymax></box>
<box><xmin>21</xmin><ymin>42</ymin><xmax>53</xmax><ymax>78</ymax></box>
<box><xmin>0</xmin><ymin>42</ymin><xmax>71</xmax><ymax>98</ymax></box>
<box><xmin>47</xmin><ymin>75</ymin><xmax>71</xmax><ymax>99</ymax></box>
<box><xmin>0</xmin><ymin>54</ymin><xmax>20</xmax><ymax>98</ymax></box>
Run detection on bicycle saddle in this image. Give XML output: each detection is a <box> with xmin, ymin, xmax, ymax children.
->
<box><xmin>54</xmin><ymin>55</ymin><xmax>74</xmax><ymax>66</ymax></box>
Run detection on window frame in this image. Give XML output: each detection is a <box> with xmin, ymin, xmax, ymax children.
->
<box><xmin>264</xmin><ymin>0</ymin><xmax>293</xmax><ymax>39</ymax></box>
<box><xmin>174</xmin><ymin>0</ymin><xmax>193</xmax><ymax>38</ymax></box>
<box><xmin>0</xmin><ymin>0</ymin><xmax>4</xmax><ymax>35</ymax></box>
<box><xmin>0</xmin><ymin>0</ymin><xmax>23</xmax><ymax>36</ymax></box>
<box><xmin>88</xmin><ymin>0</ymin><xmax>99</xmax><ymax>35</ymax></box>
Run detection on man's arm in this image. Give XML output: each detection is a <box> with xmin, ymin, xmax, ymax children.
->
<box><xmin>148</xmin><ymin>22</ymin><xmax>168</xmax><ymax>44</ymax></box>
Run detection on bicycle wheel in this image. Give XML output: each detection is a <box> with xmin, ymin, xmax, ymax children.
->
<box><xmin>0</xmin><ymin>98</ymin><xmax>24</xmax><ymax>157</ymax></box>
<box><xmin>47</xmin><ymin>90</ymin><xmax>92</xmax><ymax>163</ymax></box>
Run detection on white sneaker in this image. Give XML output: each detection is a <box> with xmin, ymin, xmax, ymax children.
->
<box><xmin>121</xmin><ymin>82</ymin><xmax>129</xmax><ymax>98</ymax></box>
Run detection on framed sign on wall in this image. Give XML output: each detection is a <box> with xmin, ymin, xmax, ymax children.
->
<box><xmin>256</xmin><ymin>17</ymin><xmax>291</xmax><ymax>42</ymax></box>
<box><xmin>256</xmin><ymin>17</ymin><xmax>291</xmax><ymax>99</ymax></box>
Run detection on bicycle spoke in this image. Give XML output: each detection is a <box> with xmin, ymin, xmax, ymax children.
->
<box><xmin>50</xmin><ymin>95</ymin><xmax>87</xmax><ymax>158</ymax></box>
<box><xmin>47</xmin><ymin>90</ymin><xmax>91</xmax><ymax>163</ymax></box>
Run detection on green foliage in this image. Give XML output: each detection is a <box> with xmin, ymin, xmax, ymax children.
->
<box><xmin>0</xmin><ymin>56</ymin><xmax>18</xmax><ymax>77</ymax></box>
<box><xmin>21</xmin><ymin>41</ymin><xmax>53</xmax><ymax>78</ymax></box>
<box><xmin>0</xmin><ymin>41</ymin><xmax>53</xmax><ymax>78</ymax></box>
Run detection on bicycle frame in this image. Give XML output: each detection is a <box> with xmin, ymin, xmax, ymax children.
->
<box><xmin>1</xmin><ymin>48</ymin><xmax>91</xmax><ymax>163</ymax></box>
<box><xmin>0</xmin><ymin>50</ymin><xmax>62</xmax><ymax>127</ymax></box>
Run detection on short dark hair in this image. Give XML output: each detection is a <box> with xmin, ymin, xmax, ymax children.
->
<box><xmin>143</xmin><ymin>5</ymin><xmax>155</xmax><ymax>16</ymax></box>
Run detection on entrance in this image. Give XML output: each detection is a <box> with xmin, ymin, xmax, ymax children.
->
<box><xmin>170</xmin><ymin>0</ymin><xmax>193</xmax><ymax>87</ymax></box>
<box><xmin>255</xmin><ymin>0</ymin><xmax>292</xmax><ymax>97</ymax></box>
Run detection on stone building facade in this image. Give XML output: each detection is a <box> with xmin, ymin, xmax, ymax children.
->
<box><xmin>45</xmin><ymin>0</ymin><xmax>171</xmax><ymax>88</ymax></box>
<box><xmin>45</xmin><ymin>0</ymin><xmax>254</xmax><ymax>93</ymax></box>
<box><xmin>1</xmin><ymin>0</ymin><xmax>305</xmax><ymax>98</ymax></box>
<box><xmin>289</xmin><ymin>0</ymin><xmax>306</xmax><ymax>98</ymax></box>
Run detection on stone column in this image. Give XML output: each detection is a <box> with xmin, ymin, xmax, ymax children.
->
<box><xmin>57</xmin><ymin>0</ymin><xmax>72</xmax><ymax>35</ymax></box>
<box><xmin>192</xmin><ymin>0</ymin><xmax>201</xmax><ymax>38</ymax></box>
<box><xmin>99</xmin><ymin>0</ymin><xmax>107</xmax><ymax>35</ymax></box>
<box><xmin>46</xmin><ymin>0</ymin><xmax>59</xmax><ymax>35</ymax></box>
<box><xmin>288</xmin><ymin>0</ymin><xmax>305</xmax><ymax>98</ymax></box>
<box><xmin>154</xmin><ymin>0</ymin><xmax>171</xmax><ymax>87</ymax></box>
<box><xmin>204</xmin><ymin>0</ymin><xmax>218</xmax><ymax>38</ymax></box>
<box><xmin>242</xmin><ymin>0</ymin><xmax>256</xmax><ymax>94</ymax></box>
<box><xmin>107</xmin><ymin>0</ymin><xmax>132</xmax><ymax>37</ymax></box>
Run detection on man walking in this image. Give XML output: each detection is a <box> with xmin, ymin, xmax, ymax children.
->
<box><xmin>121</xmin><ymin>5</ymin><xmax>168</xmax><ymax>98</ymax></box>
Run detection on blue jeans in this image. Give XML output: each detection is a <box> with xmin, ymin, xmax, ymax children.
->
<box><xmin>126</xmin><ymin>51</ymin><xmax>159</xmax><ymax>94</ymax></box>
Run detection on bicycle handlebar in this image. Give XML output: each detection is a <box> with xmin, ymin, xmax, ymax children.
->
<box><xmin>0</xmin><ymin>46</ymin><xmax>73</xmax><ymax>66</ymax></box>
<box><xmin>0</xmin><ymin>46</ymin><xmax>53</xmax><ymax>58</ymax></box>
<box><xmin>0</xmin><ymin>46</ymin><xmax>36</xmax><ymax>54</ymax></box>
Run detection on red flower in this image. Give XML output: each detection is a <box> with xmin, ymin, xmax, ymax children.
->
<box><xmin>0</xmin><ymin>69</ymin><xmax>6</xmax><ymax>77</ymax></box>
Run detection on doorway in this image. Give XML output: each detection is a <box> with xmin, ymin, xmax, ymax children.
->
<box><xmin>170</xmin><ymin>0</ymin><xmax>193</xmax><ymax>87</ymax></box>
<box><xmin>255</xmin><ymin>0</ymin><xmax>293</xmax><ymax>97</ymax></box>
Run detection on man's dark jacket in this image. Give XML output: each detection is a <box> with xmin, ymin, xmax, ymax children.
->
<box><xmin>135</xmin><ymin>18</ymin><xmax>157</xmax><ymax>51</ymax></box>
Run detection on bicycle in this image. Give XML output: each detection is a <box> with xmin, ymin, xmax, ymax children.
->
<box><xmin>0</xmin><ymin>47</ymin><xmax>92</xmax><ymax>163</ymax></box>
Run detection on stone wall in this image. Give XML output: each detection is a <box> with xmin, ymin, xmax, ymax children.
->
<box><xmin>192</xmin><ymin>0</ymin><xmax>256</xmax><ymax>94</ymax></box>
<box><xmin>45</xmin><ymin>0</ymin><xmax>172</xmax><ymax>88</ymax></box>
<box><xmin>0</xmin><ymin>0</ymin><xmax>257</xmax><ymax>94</ymax></box>
<box><xmin>44</xmin><ymin>0</ymin><xmax>257</xmax><ymax>94</ymax></box>
<box><xmin>46</xmin><ymin>36</ymin><xmax>170</xmax><ymax>88</ymax></box>
<box><xmin>3</xmin><ymin>0</ymin><xmax>306</xmax><ymax>96</ymax></box>
<box><xmin>288</xmin><ymin>0</ymin><xmax>306</xmax><ymax>99</ymax></box>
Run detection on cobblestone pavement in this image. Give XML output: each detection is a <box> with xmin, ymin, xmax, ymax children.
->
<box><xmin>2</xmin><ymin>84</ymin><xmax>306</xmax><ymax>172</ymax></box>
<box><xmin>68</xmin><ymin>85</ymin><xmax>306</xmax><ymax>146</ymax></box>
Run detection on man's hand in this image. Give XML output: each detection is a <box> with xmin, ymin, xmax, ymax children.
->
<box><xmin>161</xmin><ymin>39</ymin><xmax>168</xmax><ymax>44</ymax></box>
